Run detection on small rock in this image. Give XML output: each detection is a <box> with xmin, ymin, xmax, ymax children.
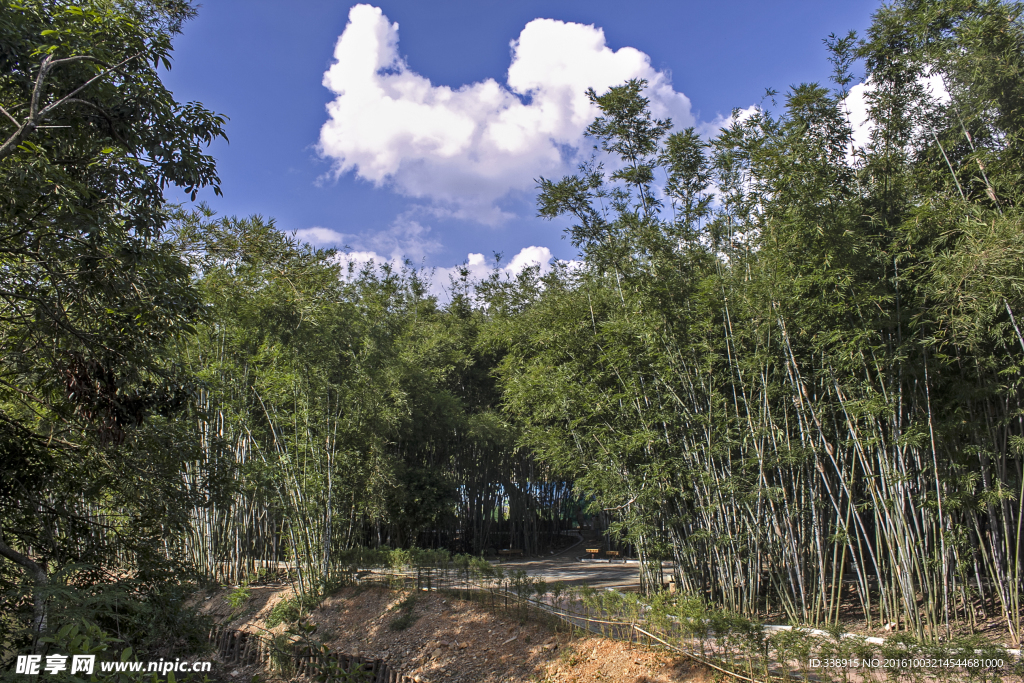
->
<box><xmin>432</xmin><ymin>648</ymin><xmax>443</xmax><ymax>658</ymax></box>
<box><xmin>458</xmin><ymin>642</ymin><xmax>468</xmax><ymax>650</ymax></box>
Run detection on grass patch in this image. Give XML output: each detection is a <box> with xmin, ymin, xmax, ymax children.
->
<box><xmin>388</xmin><ymin>593</ymin><xmax>419</xmax><ymax>631</ymax></box>
<box><xmin>559</xmin><ymin>645</ymin><xmax>583</xmax><ymax>667</ymax></box>
<box><xmin>226</xmin><ymin>585</ymin><xmax>250</xmax><ymax>611</ymax></box>
<box><xmin>269</xmin><ymin>632</ymin><xmax>295</xmax><ymax>676</ymax></box>
<box><xmin>266</xmin><ymin>590</ymin><xmax>326</xmax><ymax>628</ymax></box>
<box><xmin>266</xmin><ymin>597</ymin><xmax>300</xmax><ymax>628</ymax></box>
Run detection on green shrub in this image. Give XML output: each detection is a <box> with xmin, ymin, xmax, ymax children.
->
<box><xmin>226</xmin><ymin>585</ymin><xmax>250</xmax><ymax>611</ymax></box>
<box><xmin>266</xmin><ymin>598</ymin><xmax>300</xmax><ymax>628</ymax></box>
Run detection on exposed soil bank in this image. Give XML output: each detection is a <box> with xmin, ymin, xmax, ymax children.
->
<box><xmin>196</xmin><ymin>584</ymin><xmax>711</xmax><ymax>683</ymax></box>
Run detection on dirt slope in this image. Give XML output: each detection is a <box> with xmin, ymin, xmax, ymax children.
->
<box><xmin>197</xmin><ymin>584</ymin><xmax>710</xmax><ymax>683</ymax></box>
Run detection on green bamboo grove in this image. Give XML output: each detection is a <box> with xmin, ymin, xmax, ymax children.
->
<box><xmin>490</xmin><ymin>1</ymin><xmax>1024</xmax><ymax>641</ymax></box>
<box><xmin>167</xmin><ymin>212</ymin><xmax>582</xmax><ymax>595</ymax></box>
<box><xmin>4</xmin><ymin>0</ymin><xmax>1024</xmax><ymax>661</ymax></box>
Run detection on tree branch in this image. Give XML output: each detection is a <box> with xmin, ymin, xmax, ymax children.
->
<box><xmin>0</xmin><ymin>52</ymin><xmax>142</xmax><ymax>162</ymax></box>
<box><xmin>0</xmin><ymin>531</ymin><xmax>48</xmax><ymax>646</ymax></box>
<box><xmin>0</xmin><ymin>104</ymin><xmax>19</xmax><ymax>127</ymax></box>
<box><xmin>603</xmin><ymin>494</ymin><xmax>639</xmax><ymax>512</ymax></box>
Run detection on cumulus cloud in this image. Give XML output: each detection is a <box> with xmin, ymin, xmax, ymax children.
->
<box><xmin>504</xmin><ymin>245</ymin><xmax>553</xmax><ymax>276</ymax></box>
<box><xmin>335</xmin><ymin>249</ymin><xmax>389</xmax><ymax>275</ymax></box>
<box><xmin>699</xmin><ymin>104</ymin><xmax>759</xmax><ymax>137</ymax></box>
<box><xmin>845</xmin><ymin>81</ymin><xmax>873</xmax><ymax>154</ymax></box>
<box><xmin>296</xmin><ymin>214</ymin><xmax>442</xmax><ymax>264</ymax></box>
<box><xmin>295</xmin><ymin>226</ymin><xmax>346</xmax><ymax>245</ymax></box>
<box><xmin>329</xmin><ymin>239</ymin><xmax>581</xmax><ymax>302</ymax></box>
<box><xmin>365</xmin><ymin>219</ymin><xmax>441</xmax><ymax>263</ymax></box>
<box><xmin>431</xmin><ymin>245</ymin><xmax>554</xmax><ymax>292</ymax></box>
<box><xmin>295</xmin><ymin>217</ymin><xmax>557</xmax><ymax>295</ymax></box>
<box><xmin>331</xmin><ymin>245</ymin><xmax>555</xmax><ymax>300</ymax></box>
<box><xmin>318</xmin><ymin>4</ymin><xmax>698</xmax><ymax>224</ymax></box>
<box><xmin>843</xmin><ymin>73</ymin><xmax>950</xmax><ymax>161</ymax></box>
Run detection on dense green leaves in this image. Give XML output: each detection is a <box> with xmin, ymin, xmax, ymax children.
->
<box><xmin>169</xmin><ymin>213</ymin><xmax>572</xmax><ymax>600</ymax></box>
<box><xmin>0</xmin><ymin>0</ymin><xmax>225</xmax><ymax>658</ymax></box>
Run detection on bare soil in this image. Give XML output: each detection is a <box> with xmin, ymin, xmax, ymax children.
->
<box><xmin>196</xmin><ymin>584</ymin><xmax>712</xmax><ymax>683</ymax></box>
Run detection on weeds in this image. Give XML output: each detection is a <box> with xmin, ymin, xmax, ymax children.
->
<box><xmin>226</xmin><ymin>584</ymin><xmax>250</xmax><ymax>613</ymax></box>
<box><xmin>559</xmin><ymin>645</ymin><xmax>583</xmax><ymax>667</ymax></box>
<box><xmin>265</xmin><ymin>590</ymin><xmax>325</xmax><ymax>629</ymax></box>
<box><xmin>269</xmin><ymin>633</ymin><xmax>295</xmax><ymax>677</ymax></box>
<box><xmin>265</xmin><ymin>598</ymin><xmax>299</xmax><ymax>629</ymax></box>
<box><xmin>388</xmin><ymin>593</ymin><xmax>419</xmax><ymax>631</ymax></box>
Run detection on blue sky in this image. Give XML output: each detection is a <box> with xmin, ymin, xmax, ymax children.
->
<box><xmin>162</xmin><ymin>0</ymin><xmax>879</xmax><ymax>288</ymax></box>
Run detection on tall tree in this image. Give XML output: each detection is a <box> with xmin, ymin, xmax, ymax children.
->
<box><xmin>0</xmin><ymin>0</ymin><xmax>225</xmax><ymax>651</ymax></box>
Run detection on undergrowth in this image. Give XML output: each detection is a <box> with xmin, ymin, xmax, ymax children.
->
<box><xmin>388</xmin><ymin>593</ymin><xmax>419</xmax><ymax>631</ymax></box>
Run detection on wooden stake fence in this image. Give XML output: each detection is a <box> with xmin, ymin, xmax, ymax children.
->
<box><xmin>208</xmin><ymin>626</ymin><xmax>416</xmax><ymax>682</ymax></box>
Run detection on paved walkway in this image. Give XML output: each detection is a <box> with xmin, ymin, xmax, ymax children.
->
<box><xmin>494</xmin><ymin>534</ymin><xmax>671</xmax><ymax>590</ymax></box>
<box><xmin>499</xmin><ymin>555</ymin><xmax>641</xmax><ymax>589</ymax></box>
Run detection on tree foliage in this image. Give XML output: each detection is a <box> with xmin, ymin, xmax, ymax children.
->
<box><xmin>0</xmin><ymin>0</ymin><xmax>224</xmax><ymax>657</ymax></box>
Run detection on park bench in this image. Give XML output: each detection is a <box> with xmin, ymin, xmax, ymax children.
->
<box><xmin>498</xmin><ymin>549</ymin><xmax>523</xmax><ymax>561</ymax></box>
<box><xmin>604</xmin><ymin>550</ymin><xmax>621</xmax><ymax>562</ymax></box>
<box><xmin>585</xmin><ymin>548</ymin><xmax>601</xmax><ymax>559</ymax></box>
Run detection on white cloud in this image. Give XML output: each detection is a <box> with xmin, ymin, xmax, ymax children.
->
<box><xmin>409</xmin><ymin>245</ymin><xmax>561</xmax><ymax>300</ymax></box>
<box><xmin>844</xmin><ymin>81</ymin><xmax>873</xmax><ymax>157</ymax></box>
<box><xmin>296</xmin><ymin>214</ymin><xmax>442</xmax><ymax>264</ymax></box>
<box><xmin>330</xmin><ymin>242</ymin><xmax>577</xmax><ymax>301</ymax></box>
<box><xmin>432</xmin><ymin>253</ymin><xmax>491</xmax><ymax>286</ymax></box>
<box><xmin>335</xmin><ymin>249</ymin><xmax>390</xmax><ymax>276</ymax></box>
<box><xmin>843</xmin><ymin>73</ymin><xmax>951</xmax><ymax>162</ymax></box>
<box><xmin>700</xmin><ymin>104</ymin><xmax>759</xmax><ymax>137</ymax></box>
<box><xmin>364</xmin><ymin>219</ymin><xmax>441</xmax><ymax>263</ymax></box>
<box><xmin>432</xmin><ymin>245</ymin><xmax>554</xmax><ymax>287</ymax></box>
<box><xmin>295</xmin><ymin>226</ymin><xmax>347</xmax><ymax>245</ymax></box>
<box><xmin>504</xmin><ymin>245</ymin><xmax>553</xmax><ymax>276</ymax></box>
<box><xmin>922</xmin><ymin>72</ymin><xmax>952</xmax><ymax>106</ymax></box>
<box><xmin>318</xmin><ymin>4</ymin><xmax>698</xmax><ymax>224</ymax></box>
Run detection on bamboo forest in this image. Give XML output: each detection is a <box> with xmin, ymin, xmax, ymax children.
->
<box><xmin>3</xmin><ymin>0</ymin><xmax>1024</xmax><ymax>679</ymax></box>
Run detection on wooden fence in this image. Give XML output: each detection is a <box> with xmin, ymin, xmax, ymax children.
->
<box><xmin>209</xmin><ymin>625</ymin><xmax>415</xmax><ymax>682</ymax></box>
<box><xmin>209</xmin><ymin>568</ymin><xmax>1022</xmax><ymax>683</ymax></box>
